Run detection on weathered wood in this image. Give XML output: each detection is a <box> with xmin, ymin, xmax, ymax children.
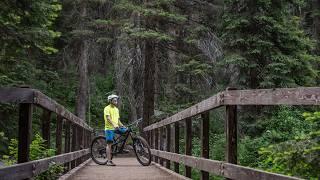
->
<box><xmin>64</xmin><ymin>121</ymin><xmax>71</xmax><ymax>171</ymax></box>
<box><xmin>223</xmin><ymin>87</ymin><xmax>320</xmax><ymax>106</ymax></box>
<box><xmin>56</xmin><ymin>116</ymin><xmax>63</xmax><ymax>155</ymax></box>
<box><xmin>201</xmin><ymin>112</ymin><xmax>210</xmax><ymax>180</ymax></box>
<box><xmin>226</xmin><ymin>105</ymin><xmax>237</xmax><ymax>165</ymax></box>
<box><xmin>18</xmin><ymin>103</ymin><xmax>33</xmax><ymax>163</ymax></box>
<box><xmin>0</xmin><ymin>88</ymin><xmax>91</xmax><ymax>130</ymax></box>
<box><xmin>151</xmin><ymin>130</ymin><xmax>155</xmax><ymax>162</ymax></box>
<box><xmin>78</xmin><ymin>126</ymin><xmax>84</xmax><ymax>164</ymax></box>
<box><xmin>173</xmin><ymin>122</ymin><xmax>179</xmax><ymax>173</ymax></box>
<box><xmin>154</xmin><ymin>128</ymin><xmax>159</xmax><ymax>163</ymax></box>
<box><xmin>166</xmin><ymin>125</ymin><xmax>171</xmax><ymax>169</ymax></box>
<box><xmin>144</xmin><ymin>93</ymin><xmax>223</xmax><ymax>131</ymax></box>
<box><xmin>71</xmin><ymin>125</ymin><xmax>77</xmax><ymax>169</ymax></box>
<box><xmin>0</xmin><ymin>87</ymin><xmax>34</xmax><ymax>104</ymax></box>
<box><xmin>0</xmin><ymin>149</ymin><xmax>89</xmax><ymax>180</ymax></box>
<box><xmin>41</xmin><ymin>109</ymin><xmax>51</xmax><ymax>148</ymax></box>
<box><xmin>185</xmin><ymin>118</ymin><xmax>192</xmax><ymax>178</ymax></box>
<box><xmin>34</xmin><ymin>91</ymin><xmax>91</xmax><ymax>130</ymax></box>
<box><xmin>150</xmin><ymin>149</ymin><xmax>301</xmax><ymax>180</ymax></box>
<box><xmin>144</xmin><ymin>87</ymin><xmax>320</xmax><ymax>131</ymax></box>
<box><xmin>159</xmin><ymin>127</ymin><xmax>164</xmax><ymax>166</ymax></box>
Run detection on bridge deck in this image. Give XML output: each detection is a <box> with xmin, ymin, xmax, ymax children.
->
<box><xmin>69</xmin><ymin>157</ymin><xmax>187</xmax><ymax>180</ymax></box>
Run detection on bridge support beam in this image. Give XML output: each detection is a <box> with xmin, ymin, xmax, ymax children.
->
<box><xmin>185</xmin><ymin>118</ymin><xmax>192</xmax><ymax>178</ymax></box>
<box><xmin>64</xmin><ymin>121</ymin><xmax>71</xmax><ymax>171</ymax></box>
<box><xmin>154</xmin><ymin>128</ymin><xmax>159</xmax><ymax>163</ymax></box>
<box><xmin>226</xmin><ymin>103</ymin><xmax>238</xmax><ymax>177</ymax></box>
<box><xmin>201</xmin><ymin>112</ymin><xmax>210</xmax><ymax>180</ymax></box>
<box><xmin>18</xmin><ymin>103</ymin><xmax>33</xmax><ymax>164</ymax></box>
<box><xmin>165</xmin><ymin>125</ymin><xmax>171</xmax><ymax>169</ymax></box>
<box><xmin>41</xmin><ymin>109</ymin><xmax>52</xmax><ymax>148</ymax></box>
<box><xmin>56</xmin><ymin>115</ymin><xmax>63</xmax><ymax>155</ymax></box>
<box><xmin>159</xmin><ymin>127</ymin><xmax>164</xmax><ymax>166</ymax></box>
<box><xmin>173</xmin><ymin>122</ymin><xmax>179</xmax><ymax>173</ymax></box>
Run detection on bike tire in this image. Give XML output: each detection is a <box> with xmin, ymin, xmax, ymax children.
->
<box><xmin>133</xmin><ymin>136</ymin><xmax>151</xmax><ymax>166</ymax></box>
<box><xmin>90</xmin><ymin>136</ymin><xmax>108</xmax><ymax>165</ymax></box>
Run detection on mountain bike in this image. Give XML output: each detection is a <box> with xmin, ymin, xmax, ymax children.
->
<box><xmin>90</xmin><ymin>118</ymin><xmax>151</xmax><ymax>166</ymax></box>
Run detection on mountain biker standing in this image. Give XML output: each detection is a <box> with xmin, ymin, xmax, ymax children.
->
<box><xmin>104</xmin><ymin>94</ymin><xmax>127</xmax><ymax>166</ymax></box>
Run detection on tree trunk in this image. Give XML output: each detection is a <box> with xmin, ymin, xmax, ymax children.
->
<box><xmin>75</xmin><ymin>2</ymin><xmax>89</xmax><ymax>120</ymax></box>
<box><xmin>141</xmin><ymin>39</ymin><xmax>155</xmax><ymax>134</ymax></box>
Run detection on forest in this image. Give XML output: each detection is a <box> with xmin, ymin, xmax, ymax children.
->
<box><xmin>0</xmin><ymin>0</ymin><xmax>319</xmax><ymax>179</ymax></box>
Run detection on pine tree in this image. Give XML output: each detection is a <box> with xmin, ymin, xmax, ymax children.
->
<box><xmin>220</xmin><ymin>0</ymin><xmax>319</xmax><ymax>89</ymax></box>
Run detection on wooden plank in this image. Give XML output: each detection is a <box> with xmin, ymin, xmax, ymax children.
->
<box><xmin>0</xmin><ymin>88</ymin><xmax>91</xmax><ymax>131</ymax></box>
<box><xmin>166</xmin><ymin>125</ymin><xmax>171</xmax><ymax>169</ymax></box>
<box><xmin>58</xmin><ymin>158</ymin><xmax>92</xmax><ymax>180</ymax></box>
<box><xmin>0</xmin><ymin>87</ymin><xmax>34</xmax><ymax>104</ymax></box>
<box><xmin>226</xmin><ymin>105</ymin><xmax>237</xmax><ymax>165</ymax></box>
<box><xmin>223</xmin><ymin>87</ymin><xmax>320</xmax><ymax>105</ymax></box>
<box><xmin>174</xmin><ymin>122</ymin><xmax>179</xmax><ymax>173</ymax></box>
<box><xmin>18</xmin><ymin>103</ymin><xmax>33</xmax><ymax>163</ymax></box>
<box><xmin>144</xmin><ymin>87</ymin><xmax>320</xmax><ymax>132</ymax></box>
<box><xmin>0</xmin><ymin>149</ymin><xmax>89</xmax><ymax>180</ymax></box>
<box><xmin>56</xmin><ymin>115</ymin><xmax>63</xmax><ymax>155</ymax></box>
<box><xmin>150</xmin><ymin>149</ymin><xmax>301</xmax><ymax>180</ymax></box>
<box><xmin>144</xmin><ymin>93</ymin><xmax>223</xmax><ymax>131</ymax></box>
<box><xmin>34</xmin><ymin>91</ymin><xmax>92</xmax><ymax>131</ymax></box>
<box><xmin>185</xmin><ymin>118</ymin><xmax>192</xmax><ymax>178</ymax></box>
<box><xmin>223</xmin><ymin>163</ymin><xmax>302</xmax><ymax>180</ymax></box>
<box><xmin>200</xmin><ymin>112</ymin><xmax>210</xmax><ymax>180</ymax></box>
<box><xmin>41</xmin><ymin>109</ymin><xmax>51</xmax><ymax>148</ymax></box>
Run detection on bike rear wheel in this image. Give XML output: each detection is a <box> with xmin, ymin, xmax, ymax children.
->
<box><xmin>90</xmin><ymin>136</ymin><xmax>108</xmax><ymax>165</ymax></box>
<box><xmin>133</xmin><ymin>136</ymin><xmax>151</xmax><ymax>166</ymax></box>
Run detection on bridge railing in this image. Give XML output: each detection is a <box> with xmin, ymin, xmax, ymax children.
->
<box><xmin>144</xmin><ymin>87</ymin><xmax>320</xmax><ymax>180</ymax></box>
<box><xmin>0</xmin><ymin>87</ymin><xmax>93</xmax><ymax>180</ymax></box>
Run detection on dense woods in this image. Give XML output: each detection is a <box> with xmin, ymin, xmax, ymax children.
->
<box><xmin>0</xmin><ymin>0</ymin><xmax>319</xmax><ymax>179</ymax></box>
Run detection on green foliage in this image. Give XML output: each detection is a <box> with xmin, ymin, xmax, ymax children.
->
<box><xmin>0</xmin><ymin>0</ymin><xmax>61</xmax><ymax>55</ymax></box>
<box><xmin>258</xmin><ymin>111</ymin><xmax>320</xmax><ymax>179</ymax></box>
<box><xmin>2</xmin><ymin>134</ymin><xmax>64</xmax><ymax>179</ymax></box>
<box><xmin>89</xmin><ymin>74</ymin><xmax>115</xmax><ymax>129</ymax></box>
<box><xmin>220</xmin><ymin>0</ymin><xmax>319</xmax><ymax>88</ymax></box>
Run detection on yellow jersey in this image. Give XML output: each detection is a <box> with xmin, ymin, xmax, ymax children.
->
<box><xmin>104</xmin><ymin>104</ymin><xmax>120</xmax><ymax>130</ymax></box>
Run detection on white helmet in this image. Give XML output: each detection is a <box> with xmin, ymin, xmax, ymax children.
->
<box><xmin>108</xmin><ymin>94</ymin><xmax>119</xmax><ymax>102</ymax></box>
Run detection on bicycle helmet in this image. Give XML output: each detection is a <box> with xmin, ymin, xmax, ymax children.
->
<box><xmin>108</xmin><ymin>94</ymin><xmax>119</xmax><ymax>102</ymax></box>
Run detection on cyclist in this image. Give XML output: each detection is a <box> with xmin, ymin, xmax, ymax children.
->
<box><xmin>104</xmin><ymin>94</ymin><xmax>127</xmax><ymax>166</ymax></box>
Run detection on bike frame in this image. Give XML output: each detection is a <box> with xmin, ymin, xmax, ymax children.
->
<box><xmin>111</xmin><ymin>128</ymin><xmax>136</xmax><ymax>155</ymax></box>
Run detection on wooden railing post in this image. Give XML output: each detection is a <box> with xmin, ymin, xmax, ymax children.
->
<box><xmin>159</xmin><ymin>127</ymin><xmax>164</xmax><ymax>166</ymax></box>
<box><xmin>41</xmin><ymin>109</ymin><xmax>51</xmax><ymax>148</ymax></box>
<box><xmin>18</xmin><ymin>103</ymin><xmax>33</xmax><ymax>163</ymax></box>
<box><xmin>185</xmin><ymin>118</ymin><xmax>192</xmax><ymax>178</ymax></box>
<box><xmin>174</xmin><ymin>122</ymin><xmax>179</xmax><ymax>173</ymax></box>
<box><xmin>201</xmin><ymin>112</ymin><xmax>210</xmax><ymax>180</ymax></box>
<box><xmin>151</xmin><ymin>130</ymin><xmax>154</xmax><ymax>162</ymax></box>
<box><xmin>166</xmin><ymin>124</ymin><xmax>171</xmax><ymax>169</ymax></box>
<box><xmin>56</xmin><ymin>115</ymin><xmax>63</xmax><ymax>155</ymax></box>
<box><xmin>226</xmin><ymin>89</ymin><xmax>237</xmax><ymax>166</ymax></box>
<box><xmin>155</xmin><ymin>128</ymin><xmax>159</xmax><ymax>163</ymax></box>
<box><xmin>71</xmin><ymin>124</ymin><xmax>77</xmax><ymax>169</ymax></box>
<box><xmin>64</xmin><ymin>121</ymin><xmax>71</xmax><ymax>171</ymax></box>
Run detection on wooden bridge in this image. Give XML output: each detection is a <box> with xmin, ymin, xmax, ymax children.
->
<box><xmin>0</xmin><ymin>87</ymin><xmax>319</xmax><ymax>180</ymax></box>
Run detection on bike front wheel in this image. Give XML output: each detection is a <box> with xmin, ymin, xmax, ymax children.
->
<box><xmin>133</xmin><ymin>136</ymin><xmax>151</xmax><ymax>166</ymax></box>
<box><xmin>90</xmin><ymin>136</ymin><xmax>108</xmax><ymax>165</ymax></box>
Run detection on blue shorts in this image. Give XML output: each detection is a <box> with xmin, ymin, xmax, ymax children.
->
<box><xmin>105</xmin><ymin>127</ymin><xmax>127</xmax><ymax>143</ymax></box>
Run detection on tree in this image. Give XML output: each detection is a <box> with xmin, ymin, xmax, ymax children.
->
<box><xmin>220</xmin><ymin>0</ymin><xmax>319</xmax><ymax>89</ymax></box>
